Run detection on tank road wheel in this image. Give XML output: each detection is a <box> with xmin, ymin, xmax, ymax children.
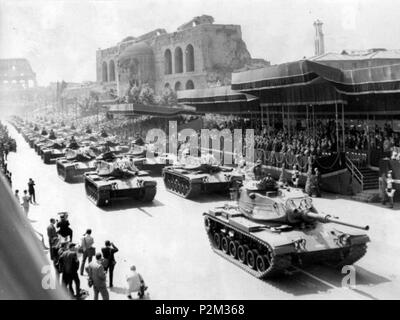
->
<box><xmin>256</xmin><ymin>254</ymin><xmax>270</xmax><ymax>273</ymax></box>
<box><xmin>237</xmin><ymin>244</ymin><xmax>249</xmax><ymax>264</ymax></box>
<box><xmin>177</xmin><ymin>181</ymin><xmax>183</xmax><ymax>194</ymax></box>
<box><xmin>213</xmin><ymin>233</ymin><xmax>221</xmax><ymax>250</ymax></box>
<box><xmin>229</xmin><ymin>240</ymin><xmax>238</xmax><ymax>258</ymax></box>
<box><xmin>221</xmin><ymin>236</ymin><xmax>229</xmax><ymax>254</ymax></box>
<box><xmin>246</xmin><ymin>249</ymin><xmax>258</xmax><ymax>269</ymax></box>
<box><xmin>174</xmin><ymin>179</ymin><xmax>179</xmax><ymax>192</ymax></box>
<box><xmin>182</xmin><ymin>181</ymin><xmax>189</xmax><ymax>196</ymax></box>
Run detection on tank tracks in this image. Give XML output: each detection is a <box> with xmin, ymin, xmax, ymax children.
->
<box><xmin>204</xmin><ymin>213</ymin><xmax>292</xmax><ymax>279</ymax></box>
<box><xmin>85</xmin><ymin>182</ymin><xmax>103</xmax><ymax>206</ymax></box>
<box><xmin>163</xmin><ymin>172</ymin><xmax>201</xmax><ymax>198</ymax></box>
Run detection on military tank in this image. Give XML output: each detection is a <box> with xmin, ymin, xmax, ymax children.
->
<box><xmin>34</xmin><ymin>137</ymin><xmax>50</xmax><ymax>153</ymax></box>
<box><xmin>41</xmin><ymin>139</ymin><xmax>66</xmax><ymax>164</ymax></box>
<box><xmin>203</xmin><ymin>178</ymin><xmax>370</xmax><ymax>278</ymax></box>
<box><xmin>163</xmin><ymin>155</ymin><xmax>244</xmax><ymax>199</ymax></box>
<box><xmin>125</xmin><ymin>143</ymin><xmax>175</xmax><ymax>175</ymax></box>
<box><xmin>56</xmin><ymin>147</ymin><xmax>101</xmax><ymax>182</ymax></box>
<box><xmin>84</xmin><ymin>159</ymin><xmax>157</xmax><ymax>207</ymax></box>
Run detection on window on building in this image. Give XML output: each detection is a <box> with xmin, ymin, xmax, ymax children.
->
<box><xmin>165</xmin><ymin>83</ymin><xmax>170</xmax><ymax>88</ymax></box>
<box><xmin>174</xmin><ymin>47</ymin><xmax>183</xmax><ymax>73</ymax></box>
<box><xmin>185</xmin><ymin>80</ymin><xmax>194</xmax><ymax>90</ymax></box>
<box><xmin>185</xmin><ymin>44</ymin><xmax>194</xmax><ymax>72</ymax></box>
<box><xmin>164</xmin><ymin>49</ymin><xmax>172</xmax><ymax>75</ymax></box>
<box><xmin>175</xmin><ymin>81</ymin><xmax>182</xmax><ymax>91</ymax></box>
<box><xmin>102</xmin><ymin>61</ymin><xmax>108</xmax><ymax>82</ymax></box>
<box><xmin>109</xmin><ymin>60</ymin><xmax>116</xmax><ymax>81</ymax></box>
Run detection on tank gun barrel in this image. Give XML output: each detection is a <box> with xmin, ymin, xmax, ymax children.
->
<box><xmin>303</xmin><ymin>211</ymin><xmax>369</xmax><ymax>231</ymax></box>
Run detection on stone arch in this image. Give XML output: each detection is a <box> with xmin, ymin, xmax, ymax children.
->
<box><xmin>174</xmin><ymin>81</ymin><xmax>182</xmax><ymax>91</ymax></box>
<box><xmin>185</xmin><ymin>44</ymin><xmax>194</xmax><ymax>72</ymax></box>
<box><xmin>174</xmin><ymin>47</ymin><xmax>183</xmax><ymax>73</ymax></box>
<box><xmin>185</xmin><ymin>80</ymin><xmax>194</xmax><ymax>90</ymax></box>
<box><xmin>102</xmin><ymin>61</ymin><xmax>108</xmax><ymax>82</ymax></box>
<box><xmin>164</xmin><ymin>49</ymin><xmax>172</xmax><ymax>75</ymax></box>
<box><xmin>109</xmin><ymin>60</ymin><xmax>116</xmax><ymax>81</ymax></box>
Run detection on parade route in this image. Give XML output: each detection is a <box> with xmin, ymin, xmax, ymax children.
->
<box><xmin>5</xmin><ymin>122</ymin><xmax>400</xmax><ymax>300</ymax></box>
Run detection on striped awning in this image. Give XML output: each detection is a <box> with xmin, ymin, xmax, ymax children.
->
<box><xmin>177</xmin><ymin>86</ymin><xmax>260</xmax><ymax>114</ymax></box>
<box><xmin>107</xmin><ymin>103</ymin><xmax>200</xmax><ymax>117</ymax></box>
<box><xmin>231</xmin><ymin>59</ymin><xmax>400</xmax><ymax>104</ymax></box>
<box><xmin>177</xmin><ymin>86</ymin><xmax>258</xmax><ymax>104</ymax></box>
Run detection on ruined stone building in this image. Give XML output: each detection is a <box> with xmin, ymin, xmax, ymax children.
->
<box><xmin>0</xmin><ymin>58</ymin><xmax>40</xmax><ymax>114</ymax></box>
<box><xmin>96</xmin><ymin>15</ymin><xmax>265</xmax><ymax>97</ymax></box>
<box><xmin>0</xmin><ymin>58</ymin><xmax>37</xmax><ymax>89</ymax></box>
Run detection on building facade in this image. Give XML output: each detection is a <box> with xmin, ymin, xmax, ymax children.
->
<box><xmin>0</xmin><ymin>58</ymin><xmax>37</xmax><ymax>89</ymax></box>
<box><xmin>96</xmin><ymin>15</ymin><xmax>261</xmax><ymax>97</ymax></box>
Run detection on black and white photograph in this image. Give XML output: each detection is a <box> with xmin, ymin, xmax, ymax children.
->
<box><xmin>1</xmin><ymin>0</ymin><xmax>400</xmax><ymax>304</ymax></box>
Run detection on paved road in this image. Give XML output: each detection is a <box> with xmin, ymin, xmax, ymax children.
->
<box><xmin>5</xmin><ymin>122</ymin><xmax>400</xmax><ymax>300</ymax></box>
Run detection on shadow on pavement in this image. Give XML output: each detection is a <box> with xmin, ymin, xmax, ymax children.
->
<box><xmin>263</xmin><ymin>271</ymin><xmax>332</xmax><ymax>296</ymax></box>
<box><xmin>190</xmin><ymin>193</ymin><xmax>230</xmax><ymax>204</ymax></box>
<box><xmin>110</xmin><ymin>286</ymin><xmax>127</xmax><ymax>295</ymax></box>
<box><xmin>109</xmin><ymin>286</ymin><xmax>151</xmax><ymax>300</ymax></box>
<box><xmin>99</xmin><ymin>199</ymin><xmax>164</xmax><ymax>213</ymax></box>
<box><xmin>262</xmin><ymin>263</ymin><xmax>390</xmax><ymax>297</ymax></box>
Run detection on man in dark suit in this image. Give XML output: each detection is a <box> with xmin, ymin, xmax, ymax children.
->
<box><xmin>86</xmin><ymin>253</ymin><xmax>109</xmax><ymax>300</ymax></box>
<box><xmin>101</xmin><ymin>241</ymin><xmax>119</xmax><ymax>288</ymax></box>
<box><xmin>56</xmin><ymin>212</ymin><xmax>73</xmax><ymax>241</ymax></box>
<box><xmin>47</xmin><ymin>218</ymin><xmax>58</xmax><ymax>260</ymax></box>
<box><xmin>59</xmin><ymin>243</ymin><xmax>80</xmax><ymax>297</ymax></box>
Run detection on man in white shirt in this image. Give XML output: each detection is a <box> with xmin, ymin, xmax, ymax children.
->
<box><xmin>126</xmin><ymin>265</ymin><xmax>147</xmax><ymax>299</ymax></box>
<box><xmin>80</xmin><ymin>229</ymin><xmax>95</xmax><ymax>276</ymax></box>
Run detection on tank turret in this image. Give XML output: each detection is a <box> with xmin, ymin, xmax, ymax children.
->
<box><xmin>237</xmin><ymin>180</ymin><xmax>369</xmax><ymax>230</ymax></box>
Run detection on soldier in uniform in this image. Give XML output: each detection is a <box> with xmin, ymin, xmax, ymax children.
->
<box><xmin>292</xmin><ymin>165</ymin><xmax>300</xmax><ymax>188</ymax></box>
<box><xmin>49</xmin><ymin>129</ymin><xmax>56</xmax><ymax>140</ymax></box>
<box><xmin>313</xmin><ymin>168</ymin><xmax>321</xmax><ymax>197</ymax></box>
<box><xmin>252</xmin><ymin>159</ymin><xmax>263</xmax><ymax>180</ymax></box>
<box><xmin>257</xmin><ymin>173</ymin><xmax>277</xmax><ymax>191</ymax></box>
<box><xmin>100</xmin><ymin>128</ymin><xmax>108</xmax><ymax>138</ymax></box>
<box><xmin>278</xmin><ymin>164</ymin><xmax>287</xmax><ymax>187</ymax></box>
<box><xmin>385</xmin><ymin>170</ymin><xmax>396</xmax><ymax>208</ymax></box>
<box><xmin>305</xmin><ymin>166</ymin><xmax>312</xmax><ymax>196</ymax></box>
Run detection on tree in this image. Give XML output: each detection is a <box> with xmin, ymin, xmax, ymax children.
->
<box><xmin>139</xmin><ymin>83</ymin><xmax>155</xmax><ymax>105</ymax></box>
<box><xmin>128</xmin><ymin>84</ymin><xmax>141</xmax><ymax>103</ymax></box>
<box><xmin>160</xmin><ymin>86</ymin><xmax>177</xmax><ymax>106</ymax></box>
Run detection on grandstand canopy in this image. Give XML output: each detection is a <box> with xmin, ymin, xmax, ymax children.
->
<box><xmin>107</xmin><ymin>103</ymin><xmax>200</xmax><ymax>117</ymax></box>
<box><xmin>178</xmin><ymin>50</ymin><xmax>400</xmax><ymax>116</ymax></box>
<box><xmin>231</xmin><ymin>50</ymin><xmax>400</xmax><ymax>114</ymax></box>
<box><xmin>177</xmin><ymin>86</ymin><xmax>260</xmax><ymax>115</ymax></box>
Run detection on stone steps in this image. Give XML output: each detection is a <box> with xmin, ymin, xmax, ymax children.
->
<box><xmin>352</xmin><ymin>189</ymin><xmax>381</xmax><ymax>203</ymax></box>
<box><xmin>359</xmin><ymin>167</ymin><xmax>379</xmax><ymax>190</ymax></box>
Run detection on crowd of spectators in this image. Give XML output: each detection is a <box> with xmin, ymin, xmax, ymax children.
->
<box><xmin>31</xmin><ymin>111</ymin><xmax>400</xmax><ymax>165</ymax></box>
